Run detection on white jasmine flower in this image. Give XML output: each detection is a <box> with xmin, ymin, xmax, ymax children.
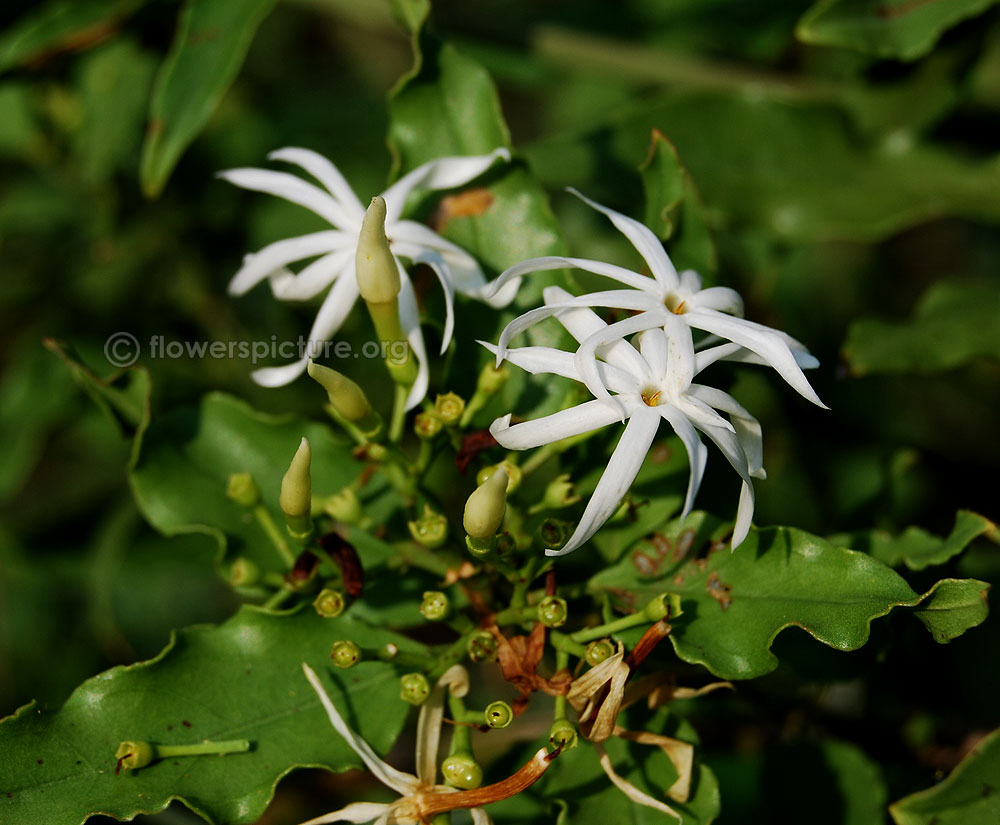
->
<box><xmin>220</xmin><ymin>147</ymin><xmax>515</xmax><ymax>406</ymax></box>
<box><xmin>487</xmin><ymin>188</ymin><xmax>825</xmax><ymax>411</ymax></box>
<box><xmin>486</xmin><ymin>287</ymin><xmax>766</xmax><ymax>555</ymax></box>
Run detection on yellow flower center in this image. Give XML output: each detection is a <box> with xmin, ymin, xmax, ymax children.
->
<box><xmin>664</xmin><ymin>293</ymin><xmax>687</xmax><ymax>314</ymax></box>
<box><xmin>641</xmin><ymin>387</ymin><xmax>663</xmax><ymax>407</ymax></box>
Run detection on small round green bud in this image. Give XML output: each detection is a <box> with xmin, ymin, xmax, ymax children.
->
<box><xmin>408</xmin><ymin>506</ymin><xmax>449</xmax><ymax>549</ymax></box>
<box><xmin>585</xmin><ymin>639</ymin><xmax>615</xmax><ymax>666</ymax></box>
<box><xmin>324</xmin><ymin>487</ymin><xmax>364</xmax><ymax>524</ymax></box>
<box><xmin>420</xmin><ymin>591</ymin><xmax>450</xmax><ymax>622</ymax></box>
<box><xmin>549</xmin><ymin>719</ymin><xmax>578</xmax><ymax>751</ymax></box>
<box><xmin>226</xmin><ymin>472</ymin><xmax>260</xmax><ymax>508</ymax></box>
<box><xmin>330</xmin><ymin>640</ymin><xmax>361</xmax><ymax>668</ymax></box>
<box><xmin>400</xmin><ymin>672</ymin><xmax>431</xmax><ymax>705</ymax></box>
<box><xmin>356</xmin><ymin>196</ymin><xmax>400</xmax><ymax>303</ymax></box>
<box><xmin>115</xmin><ymin>740</ymin><xmax>156</xmax><ymax>771</ymax></box>
<box><xmin>541</xmin><ymin>473</ymin><xmax>580</xmax><ymax>510</ymax></box>
<box><xmin>280</xmin><ymin>437</ymin><xmax>313</xmax><ymax>538</ymax></box>
<box><xmin>643</xmin><ymin>592</ymin><xmax>682</xmax><ymax>622</ymax></box>
<box><xmin>414</xmin><ymin>412</ymin><xmax>443</xmax><ymax>440</ymax></box>
<box><xmin>538</xmin><ymin>595</ymin><xmax>568</xmax><ymax>628</ymax></box>
<box><xmin>228</xmin><ymin>557</ymin><xmax>260</xmax><ymax>588</ymax></box>
<box><xmin>536</xmin><ymin>517</ymin><xmax>572</xmax><ymax>551</ymax></box>
<box><xmin>467</xmin><ymin>630</ymin><xmax>498</xmax><ymax>663</ymax></box>
<box><xmin>313</xmin><ymin>588</ymin><xmax>345</xmax><ymax>618</ymax></box>
<box><xmin>441</xmin><ymin>753</ymin><xmax>483</xmax><ymax>789</ymax></box>
<box><xmin>433</xmin><ymin>392</ymin><xmax>465</xmax><ymax>426</ymax></box>
<box><xmin>463</xmin><ymin>468</ymin><xmax>508</xmax><ymax>540</ymax></box>
<box><xmin>476</xmin><ymin>363</ymin><xmax>509</xmax><ymax>395</ymax></box>
<box><xmin>484</xmin><ymin>700</ymin><xmax>514</xmax><ymax>729</ymax></box>
<box><xmin>476</xmin><ymin>460</ymin><xmax>521</xmax><ymax>494</ymax></box>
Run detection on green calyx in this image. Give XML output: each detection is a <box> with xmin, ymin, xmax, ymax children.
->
<box><xmin>313</xmin><ymin>588</ymin><xmax>346</xmax><ymax>618</ymax></box>
<box><xmin>484</xmin><ymin>700</ymin><xmax>514</xmax><ymax>729</ymax></box>
<box><xmin>441</xmin><ymin>753</ymin><xmax>483</xmax><ymax>789</ymax></box>
<box><xmin>226</xmin><ymin>472</ymin><xmax>260</xmax><ymax>508</ymax></box>
<box><xmin>228</xmin><ymin>557</ymin><xmax>260</xmax><ymax>588</ymax></box>
<box><xmin>538</xmin><ymin>595</ymin><xmax>569</xmax><ymax>628</ymax></box>
<box><xmin>408</xmin><ymin>506</ymin><xmax>449</xmax><ymax>549</ymax></box>
<box><xmin>536</xmin><ymin>517</ymin><xmax>573</xmax><ymax>551</ymax></box>
<box><xmin>549</xmin><ymin>719</ymin><xmax>578</xmax><ymax>751</ymax></box>
<box><xmin>330</xmin><ymin>640</ymin><xmax>361</xmax><ymax>668</ymax></box>
<box><xmin>643</xmin><ymin>592</ymin><xmax>682</xmax><ymax>622</ymax></box>
<box><xmin>400</xmin><ymin>672</ymin><xmax>431</xmax><ymax>705</ymax></box>
<box><xmin>323</xmin><ymin>487</ymin><xmax>364</xmax><ymax>525</ymax></box>
<box><xmin>585</xmin><ymin>638</ymin><xmax>615</xmax><ymax>666</ymax></box>
<box><xmin>467</xmin><ymin>630</ymin><xmax>498</xmax><ymax>663</ymax></box>
<box><xmin>540</xmin><ymin>473</ymin><xmax>580</xmax><ymax>511</ymax></box>
<box><xmin>433</xmin><ymin>392</ymin><xmax>466</xmax><ymax>426</ymax></box>
<box><xmin>420</xmin><ymin>591</ymin><xmax>451</xmax><ymax>621</ymax></box>
<box><xmin>414</xmin><ymin>411</ymin><xmax>443</xmax><ymax>440</ymax></box>
<box><xmin>115</xmin><ymin>740</ymin><xmax>156</xmax><ymax>772</ymax></box>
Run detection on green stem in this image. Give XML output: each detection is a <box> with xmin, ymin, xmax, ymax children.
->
<box><xmin>428</xmin><ymin>634</ymin><xmax>473</xmax><ymax>681</ymax></box>
<box><xmin>253</xmin><ymin>505</ymin><xmax>296</xmax><ymax>568</ymax></box>
<box><xmin>493</xmin><ymin>605</ymin><xmax>539</xmax><ymax>626</ymax></box>
<box><xmin>571</xmin><ymin>611</ymin><xmax>654</xmax><ymax>644</ymax></box>
<box><xmin>549</xmin><ymin>630</ymin><xmax>588</xmax><ymax>659</ymax></box>
<box><xmin>262</xmin><ymin>587</ymin><xmax>295</xmax><ymax>611</ymax></box>
<box><xmin>156</xmin><ymin>740</ymin><xmax>250</xmax><ymax>758</ymax></box>
<box><xmin>388</xmin><ymin>383</ymin><xmax>408</xmax><ymax>443</ymax></box>
<box><xmin>553</xmin><ymin>648</ymin><xmax>570</xmax><ymax>720</ymax></box>
<box><xmin>448</xmin><ymin>692</ymin><xmax>473</xmax><ymax>755</ymax></box>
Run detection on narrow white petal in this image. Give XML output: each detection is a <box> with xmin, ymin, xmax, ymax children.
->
<box><xmin>695</xmin><ymin>422</ymin><xmax>756</xmax><ymax>549</ymax></box>
<box><xmin>218</xmin><ymin>168</ymin><xmax>352</xmax><ymax>228</ymax></box>
<box><xmin>270</xmin><ymin>249</ymin><xmax>354</xmax><ymax>301</ymax></box>
<box><xmin>686</xmin><ymin>309</ymin><xmax>828</xmax><ymax>408</ymax></box>
<box><xmin>487</xmin><ymin>255</ymin><xmax>656</xmax><ymax>300</ymax></box>
<box><xmin>301</xmin><ymin>664</ymin><xmax>418</xmax><ymax>796</ymax></box>
<box><xmin>689</xmin><ymin>285</ymin><xmax>743</xmax><ymax>316</ymax></box>
<box><xmin>490</xmin><ymin>399</ymin><xmax>622</xmax><ymax>451</ymax></box>
<box><xmin>678</xmin><ymin>269</ymin><xmax>702</xmax><ymax>293</ymax></box>
<box><xmin>470</xmin><ymin>807</ymin><xmax>493</xmax><ymax>825</ymax></box>
<box><xmin>381</xmin><ymin>148</ymin><xmax>510</xmax><ymax>225</ymax></box>
<box><xmin>658</xmin><ymin>405</ymin><xmax>708</xmax><ymax>519</ymax></box>
<box><xmin>250</xmin><ymin>358</ymin><xmax>310</xmax><ymax>387</ymax></box>
<box><xmin>398</xmin><ymin>274</ymin><xmax>430</xmax><ymax>410</ymax></box>
<box><xmin>391</xmin><ymin>220</ymin><xmax>490</xmax><ymax>299</ymax></box>
<box><xmin>574</xmin><ymin>313</ymin><xmax>663</xmax><ymax>409</ymax></box>
<box><xmin>407</xmin><ymin>249</ymin><xmax>455</xmax><ymax>354</ymax></box>
<box><xmin>548</xmin><ymin>407</ymin><xmax>661</xmax><ymax>556</ymax></box>
<box><xmin>228</xmin><ymin>232</ymin><xmax>347</xmax><ymax>296</ymax></box>
<box><xmin>594</xmin><ymin>744</ymin><xmax>682</xmax><ymax>821</ymax></box>
<box><xmin>568</xmin><ymin>188</ymin><xmax>679</xmax><ymax>290</ymax></box>
<box><xmin>637</xmin><ymin>329</ymin><xmax>668</xmax><ymax>379</ymax></box>
<box><xmin>268</xmin><ymin>147</ymin><xmax>365</xmax><ymax>221</ymax></box>
<box><xmin>688</xmin><ymin>384</ymin><xmax>766</xmax><ymax>479</ymax></box>
<box><xmin>661</xmin><ymin>313</ymin><xmax>695</xmax><ymax>395</ymax></box>
<box><xmin>479</xmin><ymin>341</ymin><xmax>638</xmax><ymax>395</ymax></box>
<box><xmin>297</xmin><ymin>801</ymin><xmax>393</xmax><ymax>825</ymax></box>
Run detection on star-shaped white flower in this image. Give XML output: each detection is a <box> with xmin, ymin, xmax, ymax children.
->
<box><xmin>486</xmin><ymin>189</ymin><xmax>825</xmax><ymax>413</ymax></box>
<box><xmin>486</xmin><ymin>286</ymin><xmax>766</xmax><ymax>555</ymax></box>
<box><xmin>220</xmin><ymin>147</ymin><xmax>516</xmax><ymax>409</ymax></box>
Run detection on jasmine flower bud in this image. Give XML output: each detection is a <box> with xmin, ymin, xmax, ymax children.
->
<box><xmin>414</xmin><ymin>411</ymin><xmax>443</xmax><ymax>440</ymax></box>
<box><xmin>407</xmin><ymin>505</ymin><xmax>449</xmax><ymax>549</ymax></box>
<box><xmin>226</xmin><ymin>472</ymin><xmax>260</xmax><ymax>508</ymax></box>
<box><xmin>228</xmin><ymin>557</ymin><xmax>260</xmax><ymax>588</ymax></box>
<box><xmin>323</xmin><ymin>487</ymin><xmax>364</xmax><ymax>525</ymax></box>
<box><xmin>434</xmin><ymin>392</ymin><xmax>466</xmax><ymax>426</ymax></box>
<box><xmin>538</xmin><ymin>595</ymin><xmax>568</xmax><ymax>628</ymax></box>
<box><xmin>313</xmin><ymin>588</ymin><xmax>345</xmax><ymax>618</ymax></box>
<box><xmin>356</xmin><ymin>196</ymin><xmax>400</xmax><ymax>303</ymax></box>
<box><xmin>307</xmin><ymin>361</ymin><xmax>380</xmax><ymax>435</ymax></box>
<box><xmin>484</xmin><ymin>700</ymin><xmax>514</xmax><ymax>729</ymax></box>
<box><xmin>541</xmin><ymin>473</ymin><xmax>580</xmax><ymax>511</ymax></box>
<box><xmin>400</xmin><ymin>672</ymin><xmax>431</xmax><ymax>706</ymax></box>
<box><xmin>441</xmin><ymin>753</ymin><xmax>483</xmax><ymax>789</ymax></box>
<box><xmin>644</xmin><ymin>593</ymin><xmax>682</xmax><ymax>622</ymax></box>
<box><xmin>330</xmin><ymin>640</ymin><xmax>361</xmax><ymax>669</ymax></box>
<box><xmin>419</xmin><ymin>591</ymin><xmax>450</xmax><ymax>622</ymax></box>
<box><xmin>463</xmin><ymin>468</ymin><xmax>509</xmax><ymax>540</ymax></box>
<box><xmin>115</xmin><ymin>741</ymin><xmax>155</xmax><ymax>772</ymax></box>
<box><xmin>280</xmin><ymin>437</ymin><xmax>313</xmax><ymax>540</ymax></box>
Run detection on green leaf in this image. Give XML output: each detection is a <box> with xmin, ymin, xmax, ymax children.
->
<box><xmin>0</xmin><ymin>0</ymin><xmax>141</xmax><ymax>75</ymax></box>
<box><xmin>911</xmin><ymin>578</ymin><xmax>991</xmax><ymax>644</ymax></box>
<box><xmin>843</xmin><ymin>281</ymin><xmax>1000</xmax><ymax>375</ymax></box>
<box><xmin>797</xmin><ymin>0</ymin><xmax>999</xmax><ymax>61</ymax></box>
<box><xmin>830</xmin><ymin>510</ymin><xmax>998</xmax><ymax>570</ymax></box>
<box><xmin>639</xmin><ymin>129</ymin><xmax>716</xmax><ymax>275</ymax></box>
<box><xmin>140</xmin><ymin>0</ymin><xmax>276</xmax><ymax>198</ymax></box>
<box><xmin>589</xmin><ymin>514</ymin><xmax>989</xmax><ymax>679</ymax></box>
<box><xmin>890</xmin><ymin>726</ymin><xmax>1000</xmax><ymax>825</ymax></box>
<box><xmin>0</xmin><ymin>606</ymin><xmax>419</xmax><ymax>825</ymax></box>
<box><xmin>387</xmin><ymin>0</ymin><xmax>430</xmax><ymax>36</ymax></box>
<box><xmin>129</xmin><ymin>392</ymin><xmax>366</xmax><ymax>575</ymax></box>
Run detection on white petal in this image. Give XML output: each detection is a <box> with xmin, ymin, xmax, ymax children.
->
<box><xmin>270</xmin><ymin>248</ymin><xmax>354</xmax><ymax>301</ymax></box>
<box><xmin>594</xmin><ymin>744</ymin><xmax>682</xmax><ymax>821</ymax></box>
<box><xmin>487</xmin><ymin>255</ymin><xmax>657</xmax><ymax>300</ymax></box>
<box><xmin>228</xmin><ymin>232</ymin><xmax>348</xmax><ymax>296</ymax></box>
<box><xmin>688</xmin><ymin>384</ymin><xmax>766</xmax><ymax>479</ymax></box>
<box><xmin>381</xmin><ymin>148</ymin><xmax>510</xmax><ymax>225</ymax></box>
<box><xmin>686</xmin><ymin>309</ymin><xmax>828</xmax><ymax>408</ymax></box>
<box><xmin>637</xmin><ymin>329</ymin><xmax>668</xmax><ymax>379</ymax></box>
<box><xmin>573</xmin><ymin>313</ymin><xmax>663</xmax><ymax>410</ymax></box>
<box><xmin>490</xmin><ymin>398</ymin><xmax>622</xmax><ymax>451</ymax></box>
<box><xmin>297</xmin><ymin>801</ymin><xmax>393</xmax><ymax>825</ymax></box>
<box><xmin>470</xmin><ymin>807</ymin><xmax>493</xmax><ymax>825</ymax></box>
<box><xmin>658</xmin><ymin>405</ymin><xmax>708</xmax><ymax>519</ymax></box>
<box><xmin>695</xmin><ymin>422</ymin><xmax>756</xmax><ymax>549</ymax></box>
<box><xmin>406</xmin><ymin>249</ymin><xmax>455</xmax><ymax>354</ymax></box>
<box><xmin>268</xmin><ymin>147</ymin><xmax>365</xmax><ymax>221</ymax></box>
<box><xmin>479</xmin><ymin>341</ymin><xmax>638</xmax><ymax>395</ymax></box>
<box><xmin>689</xmin><ymin>285</ymin><xmax>743</xmax><ymax>316</ymax></box>
<box><xmin>301</xmin><ymin>664</ymin><xmax>419</xmax><ymax>796</ymax></box>
<box><xmin>678</xmin><ymin>269</ymin><xmax>702</xmax><ymax>293</ymax></box>
<box><xmin>662</xmin><ymin>313</ymin><xmax>695</xmax><ymax>395</ymax></box>
<box><xmin>568</xmin><ymin>188</ymin><xmax>679</xmax><ymax>291</ymax></box>
<box><xmin>548</xmin><ymin>407</ymin><xmax>661</xmax><ymax>556</ymax></box>
<box><xmin>218</xmin><ymin>168</ymin><xmax>353</xmax><ymax>228</ymax></box>
<box><xmin>391</xmin><ymin>220</ymin><xmax>490</xmax><ymax>298</ymax></box>
<box><xmin>398</xmin><ymin>274</ymin><xmax>430</xmax><ymax>411</ymax></box>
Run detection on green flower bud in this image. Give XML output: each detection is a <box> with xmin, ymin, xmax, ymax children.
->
<box><xmin>463</xmin><ymin>468</ymin><xmax>509</xmax><ymax>540</ymax></box>
<box><xmin>484</xmin><ymin>700</ymin><xmax>513</xmax><ymax>729</ymax></box>
<box><xmin>549</xmin><ymin>719</ymin><xmax>578</xmax><ymax>751</ymax></box>
<box><xmin>407</xmin><ymin>506</ymin><xmax>449</xmax><ymax>549</ymax></box>
<box><xmin>330</xmin><ymin>640</ymin><xmax>361</xmax><ymax>668</ymax></box>
<box><xmin>307</xmin><ymin>361</ymin><xmax>369</xmax><ymax>420</ymax></box>
<box><xmin>541</xmin><ymin>473</ymin><xmax>580</xmax><ymax>510</ymax></box>
<box><xmin>467</xmin><ymin>630</ymin><xmax>498</xmax><ymax>663</ymax></box>
<box><xmin>433</xmin><ymin>392</ymin><xmax>465</xmax><ymax>426</ymax></box>
<box><xmin>324</xmin><ymin>487</ymin><xmax>364</xmax><ymax>524</ymax></box>
<box><xmin>400</xmin><ymin>672</ymin><xmax>431</xmax><ymax>705</ymax></box>
<box><xmin>313</xmin><ymin>588</ymin><xmax>345</xmax><ymax>618</ymax></box>
<box><xmin>226</xmin><ymin>472</ymin><xmax>259</xmax><ymax>508</ymax></box>
<box><xmin>585</xmin><ymin>639</ymin><xmax>615</xmax><ymax>666</ymax></box>
<box><xmin>115</xmin><ymin>740</ymin><xmax>156</xmax><ymax>772</ymax></box>
<box><xmin>280</xmin><ymin>437</ymin><xmax>313</xmax><ymax>539</ymax></box>
<box><xmin>419</xmin><ymin>591</ymin><xmax>450</xmax><ymax>622</ymax></box>
<box><xmin>414</xmin><ymin>411</ymin><xmax>443</xmax><ymax>440</ymax></box>
<box><xmin>476</xmin><ymin>459</ymin><xmax>521</xmax><ymax>494</ymax></box>
<box><xmin>441</xmin><ymin>753</ymin><xmax>483</xmax><ymax>789</ymax></box>
<box><xmin>536</xmin><ymin>517</ymin><xmax>572</xmax><ymax>551</ymax></box>
<box><xmin>537</xmin><ymin>595</ymin><xmax>568</xmax><ymax>628</ymax></box>
<box><xmin>476</xmin><ymin>362</ymin><xmax>509</xmax><ymax>395</ymax></box>
<box><xmin>228</xmin><ymin>557</ymin><xmax>260</xmax><ymax>588</ymax></box>
<box><xmin>643</xmin><ymin>592</ymin><xmax>682</xmax><ymax>622</ymax></box>
<box><xmin>355</xmin><ymin>196</ymin><xmax>400</xmax><ymax>303</ymax></box>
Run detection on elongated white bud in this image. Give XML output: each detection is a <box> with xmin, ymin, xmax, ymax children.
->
<box><xmin>356</xmin><ymin>196</ymin><xmax>400</xmax><ymax>303</ymax></box>
<box><xmin>280</xmin><ymin>437</ymin><xmax>312</xmax><ymax>538</ymax></box>
<box><xmin>463</xmin><ymin>468</ymin><xmax>509</xmax><ymax>540</ymax></box>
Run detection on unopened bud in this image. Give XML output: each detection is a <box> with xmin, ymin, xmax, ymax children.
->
<box><xmin>313</xmin><ymin>588</ymin><xmax>345</xmax><ymax>618</ymax></box>
<box><xmin>420</xmin><ymin>591</ymin><xmax>450</xmax><ymax>622</ymax></box>
<box><xmin>476</xmin><ymin>460</ymin><xmax>521</xmax><ymax>494</ymax></box>
<box><xmin>441</xmin><ymin>753</ymin><xmax>483</xmax><ymax>789</ymax></box>
<box><xmin>226</xmin><ymin>472</ymin><xmax>260</xmax><ymax>508</ymax></box>
<box><xmin>536</xmin><ymin>517</ymin><xmax>572</xmax><ymax>551</ymax></box>
<box><xmin>542</xmin><ymin>473</ymin><xmax>580</xmax><ymax>510</ymax></box>
<box><xmin>280</xmin><ymin>438</ymin><xmax>313</xmax><ymax>539</ymax></box>
<box><xmin>585</xmin><ymin>639</ymin><xmax>615</xmax><ymax>666</ymax></box>
<box><xmin>467</xmin><ymin>630</ymin><xmax>498</xmax><ymax>662</ymax></box>
<box><xmin>549</xmin><ymin>719</ymin><xmax>578</xmax><ymax>751</ymax></box>
<box><xmin>324</xmin><ymin>487</ymin><xmax>364</xmax><ymax>524</ymax></box>
<box><xmin>414</xmin><ymin>412</ymin><xmax>443</xmax><ymax>440</ymax></box>
<box><xmin>330</xmin><ymin>640</ymin><xmax>361</xmax><ymax>668</ymax></box>
<box><xmin>356</xmin><ymin>196</ymin><xmax>400</xmax><ymax>303</ymax></box>
<box><xmin>434</xmin><ymin>392</ymin><xmax>465</xmax><ymax>426</ymax></box>
<box><xmin>400</xmin><ymin>672</ymin><xmax>431</xmax><ymax>705</ymax></box>
<box><xmin>408</xmin><ymin>506</ymin><xmax>449</xmax><ymax>549</ymax></box>
<box><xmin>484</xmin><ymin>700</ymin><xmax>513</xmax><ymax>729</ymax></box>
<box><xmin>538</xmin><ymin>595</ymin><xmax>568</xmax><ymax>628</ymax></box>
<box><xmin>307</xmin><ymin>361</ymin><xmax>379</xmax><ymax>431</ymax></box>
<box><xmin>476</xmin><ymin>362</ymin><xmax>509</xmax><ymax>395</ymax></box>
<box><xmin>643</xmin><ymin>592</ymin><xmax>682</xmax><ymax>622</ymax></box>
<box><xmin>463</xmin><ymin>468</ymin><xmax>508</xmax><ymax>540</ymax></box>
<box><xmin>228</xmin><ymin>557</ymin><xmax>260</xmax><ymax>588</ymax></box>
<box><xmin>115</xmin><ymin>741</ymin><xmax>155</xmax><ymax>772</ymax></box>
